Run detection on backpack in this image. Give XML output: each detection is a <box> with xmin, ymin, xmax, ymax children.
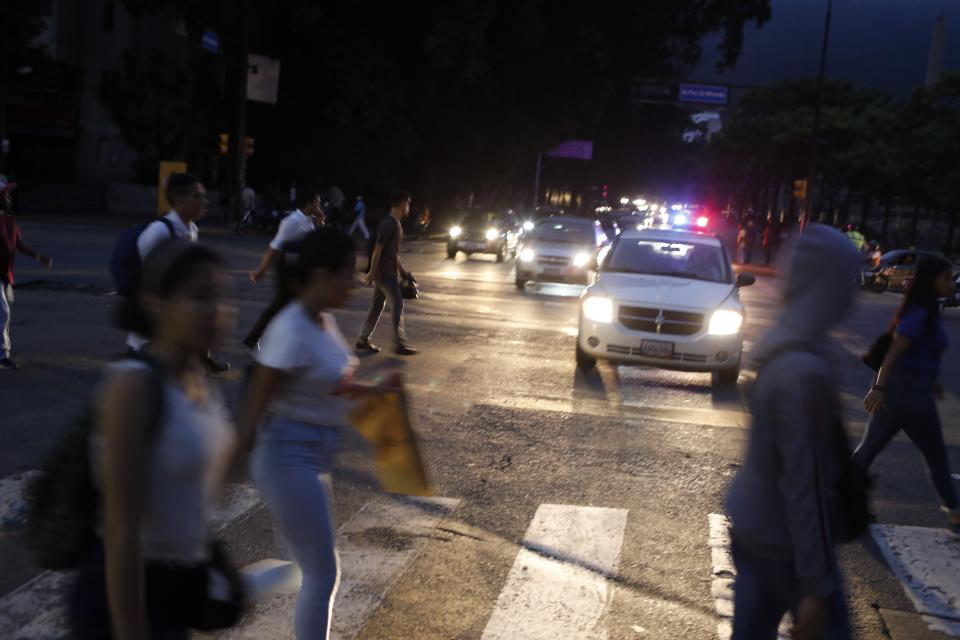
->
<box><xmin>109</xmin><ymin>217</ymin><xmax>175</xmax><ymax>297</ymax></box>
<box><xmin>26</xmin><ymin>353</ymin><xmax>165</xmax><ymax>569</ymax></box>
<box><xmin>759</xmin><ymin>344</ymin><xmax>872</xmax><ymax>543</ymax></box>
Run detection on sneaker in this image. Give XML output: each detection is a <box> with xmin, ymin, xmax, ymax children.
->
<box><xmin>0</xmin><ymin>357</ymin><xmax>18</xmax><ymax>370</ymax></box>
<box><xmin>202</xmin><ymin>355</ymin><xmax>231</xmax><ymax>374</ymax></box>
<box><xmin>355</xmin><ymin>338</ymin><xmax>381</xmax><ymax>353</ymax></box>
<box><xmin>395</xmin><ymin>345</ymin><xmax>419</xmax><ymax>356</ymax></box>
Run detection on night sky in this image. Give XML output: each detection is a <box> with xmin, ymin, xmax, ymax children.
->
<box><xmin>695</xmin><ymin>0</ymin><xmax>960</xmax><ymax>99</ymax></box>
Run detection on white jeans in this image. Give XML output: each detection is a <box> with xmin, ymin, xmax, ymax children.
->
<box><xmin>0</xmin><ymin>283</ymin><xmax>12</xmax><ymax>358</ymax></box>
<box><xmin>348</xmin><ymin>216</ymin><xmax>370</xmax><ymax>239</ymax></box>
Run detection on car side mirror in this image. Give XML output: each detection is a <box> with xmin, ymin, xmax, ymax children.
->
<box><xmin>736</xmin><ymin>273</ymin><xmax>756</xmax><ymax>288</ymax></box>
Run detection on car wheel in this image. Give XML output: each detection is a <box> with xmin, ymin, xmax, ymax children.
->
<box><xmin>496</xmin><ymin>245</ymin><xmax>505</xmax><ymax>263</ymax></box>
<box><xmin>576</xmin><ymin>342</ymin><xmax>597</xmax><ymax>371</ymax></box>
<box><xmin>870</xmin><ymin>274</ymin><xmax>889</xmax><ymax>294</ymax></box>
<box><xmin>515</xmin><ymin>273</ymin><xmax>526</xmax><ymax>289</ymax></box>
<box><xmin>447</xmin><ymin>245</ymin><xmax>457</xmax><ymax>259</ymax></box>
<box><xmin>715</xmin><ymin>362</ymin><xmax>741</xmax><ymax>385</ymax></box>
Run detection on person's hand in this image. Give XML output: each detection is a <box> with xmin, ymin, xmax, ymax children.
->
<box><xmin>361</xmin><ymin>272</ymin><xmax>374</xmax><ymax>286</ymax></box>
<box><xmin>37</xmin><ymin>254</ymin><xmax>53</xmax><ymax>269</ymax></box>
<box><xmin>249</xmin><ymin>270</ymin><xmax>261</xmax><ymax>284</ymax></box>
<box><xmin>864</xmin><ymin>388</ymin><xmax>886</xmax><ymax>414</ymax></box>
<box><xmin>934</xmin><ymin>380</ymin><xmax>945</xmax><ymax>400</ymax></box>
<box><xmin>792</xmin><ymin>596</ymin><xmax>828</xmax><ymax>640</ymax></box>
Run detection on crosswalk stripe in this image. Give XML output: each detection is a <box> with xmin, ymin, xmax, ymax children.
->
<box><xmin>0</xmin><ymin>482</ymin><xmax>261</xmax><ymax>639</ymax></box>
<box><xmin>870</xmin><ymin>523</ymin><xmax>960</xmax><ymax>636</ymax></box>
<box><xmin>481</xmin><ymin>504</ymin><xmax>628</xmax><ymax>640</ymax></box>
<box><xmin>707</xmin><ymin>514</ymin><xmax>790</xmax><ymax>640</ymax></box>
<box><xmin>220</xmin><ymin>495</ymin><xmax>460</xmax><ymax>640</ymax></box>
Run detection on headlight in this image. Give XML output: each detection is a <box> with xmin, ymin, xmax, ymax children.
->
<box><xmin>519</xmin><ymin>248</ymin><xmax>535</xmax><ymax>262</ymax></box>
<box><xmin>450</xmin><ymin>226</ymin><xmax>462</xmax><ymax>238</ymax></box>
<box><xmin>523</xmin><ymin>221</ymin><xmax>534</xmax><ymax>231</ymax></box>
<box><xmin>486</xmin><ymin>228</ymin><xmax>499</xmax><ymax>241</ymax></box>
<box><xmin>708</xmin><ymin>309</ymin><xmax>743</xmax><ymax>335</ymax></box>
<box><xmin>573</xmin><ymin>253</ymin><xmax>590</xmax><ymax>268</ymax></box>
<box><xmin>582</xmin><ymin>297</ymin><xmax>614</xmax><ymax>323</ymax></box>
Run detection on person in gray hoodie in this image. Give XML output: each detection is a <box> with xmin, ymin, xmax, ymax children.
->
<box><xmin>726</xmin><ymin>223</ymin><xmax>861</xmax><ymax>640</ymax></box>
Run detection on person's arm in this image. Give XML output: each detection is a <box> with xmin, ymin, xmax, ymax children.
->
<box><xmin>364</xmin><ymin>243</ymin><xmax>385</xmax><ymax>285</ymax></box>
<box><xmin>98</xmin><ymin>370</ymin><xmax>155</xmax><ymax>640</ymax></box>
<box><xmin>250</xmin><ymin>248</ymin><xmax>280</xmax><ymax>283</ymax></box>
<box><xmin>15</xmin><ymin>237</ymin><xmax>52</xmax><ymax>268</ymax></box>
<box><xmin>236</xmin><ymin>364</ymin><xmax>289</xmax><ymax>454</ymax></box>
<box><xmin>864</xmin><ymin>335</ymin><xmax>911</xmax><ymax>413</ymax></box>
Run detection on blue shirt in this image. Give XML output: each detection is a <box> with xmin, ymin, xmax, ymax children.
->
<box><xmin>896</xmin><ymin>305</ymin><xmax>948</xmax><ymax>378</ymax></box>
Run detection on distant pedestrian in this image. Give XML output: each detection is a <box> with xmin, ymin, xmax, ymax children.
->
<box><xmin>71</xmin><ymin>241</ymin><xmax>239</xmax><ymax>639</ymax></box>
<box><xmin>0</xmin><ymin>183</ymin><xmax>53</xmax><ymax>370</ymax></box>
<box><xmin>726</xmin><ymin>223</ymin><xmax>860</xmax><ymax>640</ymax></box>
<box><xmin>735</xmin><ymin>223</ymin><xmax>746</xmax><ymax>264</ymax></box>
<box><xmin>124</xmin><ymin>173</ymin><xmax>229</xmax><ymax>374</ymax></box>
<box><xmin>855</xmin><ymin>256</ymin><xmax>960</xmax><ymax>531</ymax></box>
<box><xmin>237</xmin><ymin>228</ymin><xmax>402</xmax><ymax>640</ymax></box>
<box><xmin>289</xmin><ymin>182</ymin><xmax>298</xmax><ymax>208</ymax></box>
<box><xmin>743</xmin><ymin>219</ymin><xmax>757</xmax><ymax>264</ymax></box>
<box><xmin>348</xmin><ymin>195</ymin><xmax>370</xmax><ymax>240</ymax></box>
<box><xmin>241</xmin><ymin>183</ymin><xmax>256</xmax><ymax>216</ymax></box>
<box><xmin>356</xmin><ymin>191</ymin><xmax>417</xmax><ymax>356</ymax></box>
<box><xmin>243</xmin><ymin>187</ymin><xmax>321</xmax><ymax>350</ymax></box>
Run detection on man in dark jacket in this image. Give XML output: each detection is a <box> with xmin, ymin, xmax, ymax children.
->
<box><xmin>725</xmin><ymin>223</ymin><xmax>860</xmax><ymax>640</ymax></box>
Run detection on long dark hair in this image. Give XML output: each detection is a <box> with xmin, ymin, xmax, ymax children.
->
<box><xmin>895</xmin><ymin>256</ymin><xmax>952</xmax><ymax>334</ymax></box>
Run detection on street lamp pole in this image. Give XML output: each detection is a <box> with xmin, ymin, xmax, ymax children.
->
<box><xmin>801</xmin><ymin>0</ymin><xmax>833</xmax><ymax>231</ymax></box>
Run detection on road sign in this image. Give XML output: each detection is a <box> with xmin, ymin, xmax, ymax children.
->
<box><xmin>793</xmin><ymin>179</ymin><xmax>808</xmax><ymax>199</ymax></box>
<box><xmin>247</xmin><ymin>54</ymin><xmax>281</xmax><ymax>105</ymax></box>
<box><xmin>201</xmin><ymin>30</ymin><xmax>220</xmax><ymax>54</ymax></box>
<box><xmin>678</xmin><ymin>83</ymin><xmax>728</xmax><ymax>106</ymax></box>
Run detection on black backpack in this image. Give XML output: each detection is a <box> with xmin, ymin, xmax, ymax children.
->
<box><xmin>26</xmin><ymin>353</ymin><xmax>165</xmax><ymax>569</ymax></box>
<box><xmin>109</xmin><ymin>217</ymin><xmax>175</xmax><ymax>297</ymax></box>
<box><xmin>760</xmin><ymin>345</ymin><xmax>872</xmax><ymax>543</ymax></box>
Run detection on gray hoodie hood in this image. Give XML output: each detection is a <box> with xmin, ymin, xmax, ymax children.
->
<box><xmin>752</xmin><ymin>223</ymin><xmax>861</xmax><ymax>363</ymax></box>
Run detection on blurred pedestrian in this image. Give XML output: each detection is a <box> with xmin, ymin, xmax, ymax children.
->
<box><xmin>70</xmin><ymin>241</ymin><xmax>239</xmax><ymax>639</ymax></box>
<box><xmin>868</xmin><ymin>243</ymin><xmax>882</xmax><ymax>270</ymax></box>
<box><xmin>736</xmin><ymin>223</ymin><xmax>746</xmax><ymax>264</ymax></box>
<box><xmin>762</xmin><ymin>223</ymin><xmax>775</xmax><ymax>266</ymax></box>
<box><xmin>124</xmin><ymin>173</ymin><xmax>229</xmax><ymax>374</ymax></box>
<box><xmin>356</xmin><ymin>190</ymin><xmax>417</xmax><ymax>356</ymax></box>
<box><xmin>743</xmin><ymin>219</ymin><xmax>757</xmax><ymax>264</ymax></box>
<box><xmin>237</xmin><ymin>228</ymin><xmax>401</xmax><ymax>640</ymax></box>
<box><xmin>0</xmin><ymin>182</ymin><xmax>53</xmax><ymax>370</ymax></box>
<box><xmin>856</xmin><ymin>256</ymin><xmax>960</xmax><ymax>531</ymax></box>
<box><xmin>348</xmin><ymin>195</ymin><xmax>370</xmax><ymax>240</ymax></box>
<box><xmin>241</xmin><ymin>183</ymin><xmax>256</xmax><ymax>217</ymax></box>
<box><xmin>726</xmin><ymin>223</ymin><xmax>860</xmax><ymax>640</ymax></box>
<box><xmin>243</xmin><ymin>187</ymin><xmax>321</xmax><ymax>350</ymax></box>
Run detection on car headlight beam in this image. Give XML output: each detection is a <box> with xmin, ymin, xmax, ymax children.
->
<box><xmin>486</xmin><ymin>228</ymin><xmax>499</xmax><ymax>241</ymax></box>
<box><xmin>573</xmin><ymin>253</ymin><xmax>590</xmax><ymax>268</ymax></box>
<box><xmin>519</xmin><ymin>248</ymin><xmax>535</xmax><ymax>263</ymax></box>
<box><xmin>450</xmin><ymin>226</ymin><xmax>462</xmax><ymax>238</ymax></box>
<box><xmin>523</xmin><ymin>221</ymin><xmax>535</xmax><ymax>231</ymax></box>
<box><xmin>582</xmin><ymin>297</ymin><xmax>614</xmax><ymax>323</ymax></box>
<box><xmin>708</xmin><ymin>309</ymin><xmax>743</xmax><ymax>335</ymax></box>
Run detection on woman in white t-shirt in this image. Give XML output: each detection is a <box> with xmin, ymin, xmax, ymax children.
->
<box><xmin>238</xmin><ymin>227</ymin><xmax>400</xmax><ymax>639</ymax></box>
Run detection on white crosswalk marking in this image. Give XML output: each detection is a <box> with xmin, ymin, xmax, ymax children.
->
<box><xmin>481</xmin><ymin>504</ymin><xmax>628</xmax><ymax>640</ymax></box>
<box><xmin>870</xmin><ymin>523</ymin><xmax>960</xmax><ymax>636</ymax></box>
<box><xmin>707</xmin><ymin>514</ymin><xmax>790</xmax><ymax>640</ymax></box>
<box><xmin>0</xmin><ymin>482</ymin><xmax>262</xmax><ymax>639</ymax></box>
<box><xmin>221</xmin><ymin>495</ymin><xmax>460</xmax><ymax>640</ymax></box>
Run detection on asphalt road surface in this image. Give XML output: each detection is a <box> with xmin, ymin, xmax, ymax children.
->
<box><xmin>2</xmin><ymin>217</ymin><xmax>960</xmax><ymax>639</ymax></box>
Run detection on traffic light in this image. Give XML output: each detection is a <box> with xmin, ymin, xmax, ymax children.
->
<box><xmin>219</xmin><ymin>133</ymin><xmax>229</xmax><ymax>155</ymax></box>
<box><xmin>793</xmin><ymin>179</ymin><xmax>808</xmax><ymax>199</ymax></box>
<box><xmin>243</xmin><ymin>136</ymin><xmax>254</xmax><ymax>157</ymax></box>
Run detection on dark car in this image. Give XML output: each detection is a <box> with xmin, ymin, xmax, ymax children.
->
<box><xmin>447</xmin><ymin>210</ymin><xmax>521</xmax><ymax>261</ymax></box>
<box><xmin>871</xmin><ymin>249</ymin><xmax>959</xmax><ymax>305</ymax></box>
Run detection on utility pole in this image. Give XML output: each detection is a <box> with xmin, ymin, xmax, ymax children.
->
<box><xmin>802</xmin><ymin>0</ymin><xmax>833</xmax><ymax>231</ymax></box>
<box><xmin>233</xmin><ymin>0</ymin><xmax>250</xmax><ymax>223</ymax></box>
<box><xmin>532</xmin><ymin>151</ymin><xmax>542</xmax><ymax>209</ymax></box>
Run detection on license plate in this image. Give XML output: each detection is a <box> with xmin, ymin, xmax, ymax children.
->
<box><xmin>641</xmin><ymin>340</ymin><xmax>674</xmax><ymax>359</ymax></box>
<box><xmin>462</xmin><ymin>241</ymin><xmax>484</xmax><ymax>250</ymax></box>
<box><xmin>542</xmin><ymin>267</ymin><xmax>561</xmax><ymax>277</ymax></box>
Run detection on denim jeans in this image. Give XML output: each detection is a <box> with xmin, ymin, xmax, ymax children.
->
<box><xmin>853</xmin><ymin>373</ymin><xmax>959</xmax><ymax>510</ymax></box>
<box><xmin>359</xmin><ymin>274</ymin><xmax>406</xmax><ymax>347</ymax></box>
<box><xmin>1</xmin><ymin>283</ymin><xmax>12</xmax><ymax>358</ymax></box>
<box><xmin>731</xmin><ymin>539</ymin><xmax>851</xmax><ymax>640</ymax></box>
<box><xmin>251</xmin><ymin>417</ymin><xmax>341</xmax><ymax>640</ymax></box>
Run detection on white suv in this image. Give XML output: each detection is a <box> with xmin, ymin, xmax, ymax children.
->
<box><xmin>576</xmin><ymin>228</ymin><xmax>754</xmax><ymax>383</ymax></box>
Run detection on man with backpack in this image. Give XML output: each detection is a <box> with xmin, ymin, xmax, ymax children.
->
<box><xmin>0</xmin><ymin>182</ymin><xmax>53</xmax><ymax>370</ymax></box>
<box><xmin>114</xmin><ymin>172</ymin><xmax>229</xmax><ymax>373</ymax></box>
<box><xmin>725</xmin><ymin>223</ymin><xmax>863</xmax><ymax>640</ymax></box>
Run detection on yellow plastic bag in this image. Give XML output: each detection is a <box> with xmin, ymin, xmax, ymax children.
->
<box><xmin>347</xmin><ymin>388</ymin><xmax>433</xmax><ymax>496</ymax></box>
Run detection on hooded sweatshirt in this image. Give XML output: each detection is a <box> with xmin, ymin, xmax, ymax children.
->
<box><xmin>725</xmin><ymin>223</ymin><xmax>861</xmax><ymax>597</ymax></box>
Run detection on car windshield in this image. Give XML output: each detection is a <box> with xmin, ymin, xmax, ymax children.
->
<box><xmin>532</xmin><ymin>221</ymin><xmax>593</xmax><ymax>244</ymax></box>
<box><xmin>462</xmin><ymin>212</ymin><xmax>500</xmax><ymax>227</ymax></box>
<box><xmin>604</xmin><ymin>239</ymin><xmax>731</xmax><ymax>283</ymax></box>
